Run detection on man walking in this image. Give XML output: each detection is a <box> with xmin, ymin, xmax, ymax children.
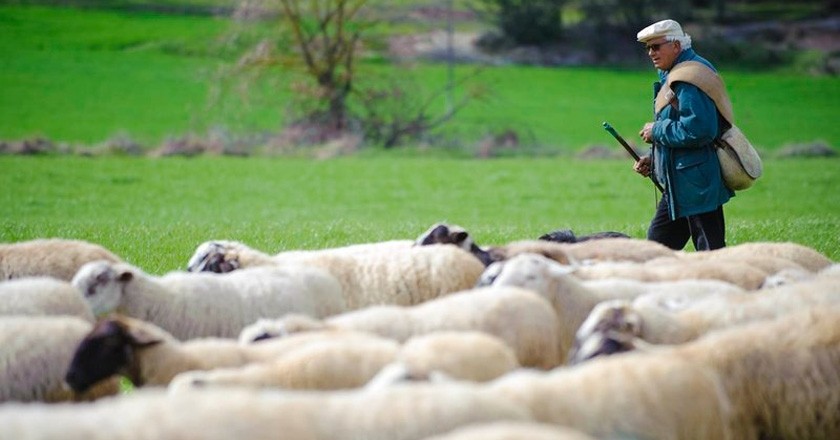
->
<box><xmin>633</xmin><ymin>19</ymin><xmax>734</xmax><ymax>251</ymax></box>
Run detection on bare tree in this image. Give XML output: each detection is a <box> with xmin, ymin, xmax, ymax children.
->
<box><xmin>277</xmin><ymin>0</ymin><xmax>369</xmax><ymax>132</ymax></box>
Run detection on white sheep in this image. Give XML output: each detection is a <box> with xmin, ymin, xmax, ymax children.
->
<box><xmin>420</xmin><ymin>223</ymin><xmax>676</xmax><ymax>266</ymax></box>
<box><xmin>71</xmin><ymin>260</ymin><xmax>346</xmax><ymax>339</ymax></box>
<box><xmin>672</xmin><ymin>241</ymin><xmax>834</xmax><ymax>272</ymax></box>
<box><xmin>237</xmin><ymin>285</ymin><xmax>563</xmax><ymax>369</ymax></box>
<box><xmin>568</xmin><ymin>275</ymin><xmax>840</xmax><ymax>362</ymax></box>
<box><xmin>0</xmin><ymin>238</ymin><xmax>122</xmax><ymax>281</ymax></box>
<box><xmin>485</xmin><ymin>351</ymin><xmax>734</xmax><ymax>440</ymax></box>
<box><xmin>568</xmin><ymin>258</ymin><xmax>770</xmax><ymax>290</ymax></box>
<box><xmin>188</xmin><ymin>240</ymin><xmax>486</xmax><ymax>310</ymax></box>
<box><xmin>572</xmin><ymin>306</ymin><xmax>840</xmax><ymax>439</ymax></box>
<box><xmin>0</xmin><ymin>315</ymin><xmax>119</xmax><ymax>403</ymax></box>
<box><xmin>671</xmin><ymin>306</ymin><xmax>840</xmax><ymax>439</ymax></box>
<box><xmin>171</xmin><ymin>331</ymin><xmax>519</xmax><ymax>391</ymax></box>
<box><xmin>187</xmin><ymin>237</ymin><xmax>415</xmax><ymax>272</ymax></box>
<box><xmin>64</xmin><ymin>314</ymin><xmax>384</xmax><ymax>393</ymax></box>
<box><xmin>168</xmin><ymin>336</ymin><xmax>401</xmax><ymax>392</ymax></box>
<box><xmin>0</xmin><ymin>385</ymin><xmax>533</xmax><ymax>440</ymax></box>
<box><xmin>422</xmin><ymin>422</ymin><xmax>599</xmax><ymax>440</ymax></box>
<box><xmin>0</xmin><ymin>277</ymin><xmax>95</xmax><ymax>322</ymax></box>
<box><xmin>478</xmin><ymin>253</ymin><xmax>746</xmax><ymax>358</ymax></box>
<box><xmin>187</xmin><ymin>221</ymin><xmax>475</xmax><ymax>272</ymax></box>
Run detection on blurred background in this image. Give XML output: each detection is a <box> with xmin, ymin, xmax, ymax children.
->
<box><xmin>1</xmin><ymin>0</ymin><xmax>838</xmax><ymax>157</ymax></box>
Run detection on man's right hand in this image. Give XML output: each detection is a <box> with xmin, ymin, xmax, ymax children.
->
<box><xmin>634</xmin><ymin>156</ymin><xmax>651</xmax><ymax>177</ymax></box>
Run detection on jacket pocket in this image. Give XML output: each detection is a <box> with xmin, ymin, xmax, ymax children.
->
<box><xmin>674</xmin><ymin>150</ymin><xmax>712</xmax><ymax>191</ymax></box>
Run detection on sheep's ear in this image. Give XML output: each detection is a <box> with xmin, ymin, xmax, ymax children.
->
<box><xmin>417</xmin><ymin>224</ymin><xmax>448</xmax><ymax>245</ymax></box>
<box><xmin>117</xmin><ymin>271</ymin><xmax>133</xmax><ymax>283</ymax></box>
<box><xmin>451</xmin><ymin>231</ymin><xmax>469</xmax><ymax>243</ymax></box>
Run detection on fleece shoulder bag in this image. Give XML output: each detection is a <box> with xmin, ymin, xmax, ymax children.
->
<box><xmin>654</xmin><ymin>61</ymin><xmax>762</xmax><ymax>191</ymax></box>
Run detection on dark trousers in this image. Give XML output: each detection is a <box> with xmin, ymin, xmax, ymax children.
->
<box><xmin>647</xmin><ymin>193</ymin><xmax>726</xmax><ymax>251</ymax></box>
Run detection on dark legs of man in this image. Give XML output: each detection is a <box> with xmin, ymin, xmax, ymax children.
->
<box><xmin>647</xmin><ymin>194</ymin><xmax>726</xmax><ymax>251</ymax></box>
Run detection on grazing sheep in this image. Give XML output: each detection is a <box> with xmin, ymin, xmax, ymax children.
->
<box><xmin>237</xmin><ymin>286</ymin><xmax>563</xmax><ymax>369</ymax></box>
<box><xmin>423</xmin><ymin>422</ymin><xmax>599</xmax><ymax>440</ymax></box>
<box><xmin>478</xmin><ymin>253</ymin><xmax>746</xmax><ymax>358</ymax></box>
<box><xmin>188</xmin><ymin>240</ymin><xmax>485</xmax><ymax>310</ymax></box>
<box><xmin>0</xmin><ymin>315</ymin><xmax>119</xmax><ymax>403</ymax></box>
<box><xmin>0</xmin><ymin>238</ymin><xmax>121</xmax><ymax>281</ymax></box>
<box><xmin>394</xmin><ymin>331</ymin><xmax>520</xmax><ymax>383</ymax></box>
<box><xmin>71</xmin><ymin>260</ymin><xmax>345</xmax><ymax>339</ymax></box>
<box><xmin>568</xmin><ymin>275</ymin><xmax>840</xmax><ymax>363</ymax></box>
<box><xmin>64</xmin><ymin>314</ymin><xmax>383</xmax><ymax>393</ymax></box>
<box><xmin>0</xmin><ymin>385</ymin><xmax>533</xmax><ymax>440</ymax></box>
<box><xmin>188</xmin><ymin>221</ymin><xmax>476</xmax><ymax>273</ymax></box>
<box><xmin>168</xmin><ymin>336</ymin><xmax>401</xmax><ymax>392</ymax></box>
<box><xmin>176</xmin><ymin>330</ymin><xmax>520</xmax><ymax>392</ymax></box>
<box><xmin>673</xmin><ymin>306</ymin><xmax>840</xmax><ymax>439</ymax></box>
<box><xmin>571</xmin><ymin>306</ymin><xmax>840</xmax><ymax>439</ymax></box>
<box><xmin>569</xmin><ymin>258</ymin><xmax>769</xmax><ymax>290</ymax></box>
<box><xmin>485</xmin><ymin>352</ymin><xmax>733</xmax><ymax>440</ymax></box>
<box><xmin>0</xmin><ymin>277</ymin><xmax>95</xmax><ymax>322</ymax></box>
<box><xmin>419</xmin><ymin>223</ymin><xmax>673</xmax><ymax>266</ymax></box>
<box><xmin>673</xmin><ymin>241</ymin><xmax>834</xmax><ymax>272</ymax></box>
<box><xmin>186</xmin><ymin>237</ymin><xmax>419</xmax><ymax>273</ymax></box>
<box><xmin>649</xmin><ymin>253</ymin><xmax>809</xmax><ymax>279</ymax></box>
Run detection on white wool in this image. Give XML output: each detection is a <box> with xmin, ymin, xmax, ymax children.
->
<box><xmin>187</xmin><ymin>240</ymin><xmax>485</xmax><ymax>310</ymax></box>
<box><xmin>0</xmin><ymin>315</ymin><xmax>118</xmax><ymax>402</ymax></box>
<box><xmin>0</xmin><ymin>277</ymin><xmax>95</xmax><ymax>322</ymax></box>
<box><xmin>239</xmin><ymin>286</ymin><xmax>563</xmax><ymax>369</ymax></box>
<box><xmin>479</xmin><ymin>253</ymin><xmax>746</xmax><ymax>359</ymax></box>
<box><xmin>0</xmin><ymin>238</ymin><xmax>121</xmax><ymax>281</ymax></box>
<box><xmin>0</xmin><ymin>385</ymin><xmax>532</xmax><ymax>440</ymax></box>
<box><xmin>72</xmin><ymin>260</ymin><xmax>345</xmax><ymax>339</ymax></box>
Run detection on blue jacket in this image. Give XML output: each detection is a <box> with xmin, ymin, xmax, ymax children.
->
<box><xmin>650</xmin><ymin>48</ymin><xmax>733</xmax><ymax>220</ymax></box>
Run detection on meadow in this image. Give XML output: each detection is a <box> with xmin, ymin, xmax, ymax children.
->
<box><xmin>1</xmin><ymin>156</ymin><xmax>838</xmax><ymax>274</ymax></box>
<box><xmin>1</xmin><ymin>5</ymin><xmax>839</xmax><ymax>150</ymax></box>
<box><xmin>1</xmin><ymin>5</ymin><xmax>838</xmax><ymax>273</ymax></box>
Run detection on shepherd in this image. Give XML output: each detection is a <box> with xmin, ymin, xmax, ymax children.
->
<box><xmin>633</xmin><ymin>19</ymin><xmax>734</xmax><ymax>251</ymax></box>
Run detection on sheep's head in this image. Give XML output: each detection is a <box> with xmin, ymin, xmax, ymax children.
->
<box><xmin>476</xmin><ymin>253</ymin><xmax>573</xmax><ymax>297</ymax></box>
<box><xmin>71</xmin><ymin>260</ymin><xmax>133</xmax><ymax>316</ymax></box>
<box><xmin>65</xmin><ymin>315</ymin><xmax>165</xmax><ymax>393</ymax></box>
<box><xmin>414</xmin><ymin>222</ymin><xmax>494</xmax><ymax>266</ymax></box>
<box><xmin>186</xmin><ymin>241</ymin><xmax>242</xmax><ymax>273</ymax></box>
<box><xmin>568</xmin><ymin>300</ymin><xmax>642</xmax><ymax>364</ymax></box>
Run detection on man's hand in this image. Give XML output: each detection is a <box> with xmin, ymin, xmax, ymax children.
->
<box><xmin>634</xmin><ymin>155</ymin><xmax>651</xmax><ymax>177</ymax></box>
<box><xmin>639</xmin><ymin>122</ymin><xmax>655</xmax><ymax>144</ymax></box>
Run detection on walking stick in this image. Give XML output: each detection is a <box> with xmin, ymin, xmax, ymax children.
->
<box><xmin>603</xmin><ymin>122</ymin><xmax>664</xmax><ymax>193</ymax></box>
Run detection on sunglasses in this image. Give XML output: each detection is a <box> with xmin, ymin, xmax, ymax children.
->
<box><xmin>645</xmin><ymin>41</ymin><xmax>674</xmax><ymax>52</ymax></box>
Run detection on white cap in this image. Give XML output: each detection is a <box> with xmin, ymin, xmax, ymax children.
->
<box><xmin>637</xmin><ymin>19</ymin><xmax>692</xmax><ymax>49</ymax></box>
<box><xmin>637</xmin><ymin>19</ymin><xmax>685</xmax><ymax>42</ymax></box>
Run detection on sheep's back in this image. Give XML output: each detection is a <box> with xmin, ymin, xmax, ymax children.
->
<box><xmin>0</xmin><ymin>239</ymin><xmax>121</xmax><ymax>281</ymax></box>
<box><xmin>0</xmin><ymin>277</ymin><xmax>95</xmax><ymax>322</ymax></box>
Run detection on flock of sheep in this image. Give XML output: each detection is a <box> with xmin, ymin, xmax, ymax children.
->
<box><xmin>0</xmin><ymin>223</ymin><xmax>838</xmax><ymax>440</ymax></box>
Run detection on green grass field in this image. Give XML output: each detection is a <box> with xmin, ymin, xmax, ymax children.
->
<box><xmin>1</xmin><ymin>5</ymin><xmax>839</xmax><ymax>151</ymax></box>
<box><xmin>2</xmin><ymin>156</ymin><xmax>838</xmax><ymax>274</ymax></box>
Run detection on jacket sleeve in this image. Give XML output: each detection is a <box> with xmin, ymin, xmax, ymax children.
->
<box><xmin>652</xmin><ymin>82</ymin><xmax>719</xmax><ymax>149</ymax></box>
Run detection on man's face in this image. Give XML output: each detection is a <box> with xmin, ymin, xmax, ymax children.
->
<box><xmin>645</xmin><ymin>38</ymin><xmax>681</xmax><ymax>70</ymax></box>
